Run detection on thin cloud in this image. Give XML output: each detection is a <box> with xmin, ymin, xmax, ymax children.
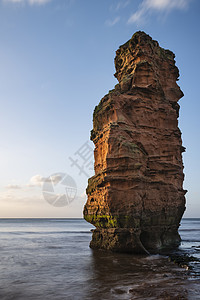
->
<box><xmin>29</xmin><ymin>0</ymin><xmax>51</xmax><ymax>4</ymax></box>
<box><xmin>110</xmin><ymin>0</ymin><xmax>130</xmax><ymax>11</ymax></box>
<box><xmin>0</xmin><ymin>193</ymin><xmax>43</xmax><ymax>204</ymax></box>
<box><xmin>6</xmin><ymin>184</ymin><xmax>22</xmax><ymax>189</ymax></box>
<box><xmin>3</xmin><ymin>0</ymin><xmax>51</xmax><ymax>5</ymax></box>
<box><xmin>105</xmin><ymin>16</ymin><xmax>120</xmax><ymax>27</ymax></box>
<box><xmin>3</xmin><ymin>0</ymin><xmax>22</xmax><ymax>2</ymax></box>
<box><xmin>128</xmin><ymin>0</ymin><xmax>189</xmax><ymax>24</ymax></box>
<box><xmin>28</xmin><ymin>174</ymin><xmax>62</xmax><ymax>187</ymax></box>
<box><xmin>145</xmin><ymin>0</ymin><xmax>188</xmax><ymax>10</ymax></box>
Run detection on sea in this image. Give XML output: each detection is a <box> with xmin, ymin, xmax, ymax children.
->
<box><xmin>0</xmin><ymin>218</ymin><xmax>199</xmax><ymax>300</ymax></box>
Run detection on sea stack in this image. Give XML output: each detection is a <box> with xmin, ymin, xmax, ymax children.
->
<box><xmin>84</xmin><ymin>31</ymin><xmax>186</xmax><ymax>254</ymax></box>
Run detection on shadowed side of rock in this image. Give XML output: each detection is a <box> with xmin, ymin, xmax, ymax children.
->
<box><xmin>84</xmin><ymin>31</ymin><xmax>186</xmax><ymax>254</ymax></box>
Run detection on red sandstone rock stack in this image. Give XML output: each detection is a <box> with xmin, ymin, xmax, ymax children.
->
<box><xmin>84</xmin><ymin>31</ymin><xmax>186</xmax><ymax>253</ymax></box>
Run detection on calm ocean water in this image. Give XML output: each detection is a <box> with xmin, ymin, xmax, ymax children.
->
<box><xmin>0</xmin><ymin>218</ymin><xmax>199</xmax><ymax>300</ymax></box>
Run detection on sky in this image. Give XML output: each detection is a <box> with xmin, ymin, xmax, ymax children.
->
<box><xmin>0</xmin><ymin>0</ymin><xmax>199</xmax><ymax>218</ymax></box>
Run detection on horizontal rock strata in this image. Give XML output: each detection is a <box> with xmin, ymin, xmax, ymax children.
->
<box><xmin>84</xmin><ymin>31</ymin><xmax>186</xmax><ymax>254</ymax></box>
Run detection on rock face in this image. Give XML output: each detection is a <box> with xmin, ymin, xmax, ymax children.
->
<box><xmin>84</xmin><ymin>31</ymin><xmax>186</xmax><ymax>254</ymax></box>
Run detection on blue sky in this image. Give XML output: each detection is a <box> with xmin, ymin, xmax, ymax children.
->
<box><xmin>0</xmin><ymin>0</ymin><xmax>199</xmax><ymax>217</ymax></box>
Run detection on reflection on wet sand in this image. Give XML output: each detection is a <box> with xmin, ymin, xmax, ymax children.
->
<box><xmin>84</xmin><ymin>249</ymin><xmax>199</xmax><ymax>300</ymax></box>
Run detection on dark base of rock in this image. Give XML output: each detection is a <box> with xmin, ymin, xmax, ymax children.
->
<box><xmin>90</xmin><ymin>227</ymin><xmax>181</xmax><ymax>254</ymax></box>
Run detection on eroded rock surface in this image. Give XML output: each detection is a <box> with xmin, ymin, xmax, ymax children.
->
<box><xmin>84</xmin><ymin>31</ymin><xmax>186</xmax><ymax>253</ymax></box>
